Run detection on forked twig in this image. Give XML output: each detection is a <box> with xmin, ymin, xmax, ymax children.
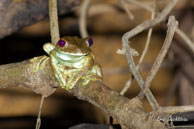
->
<box><xmin>138</xmin><ymin>16</ymin><xmax>178</xmax><ymax>99</ymax></box>
<box><xmin>120</xmin><ymin>0</ymin><xmax>157</xmax><ymax>95</ymax></box>
<box><xmin>121</xmin><ymin>0</ymin><xmax>178</xmax><ymax>110</ymax></box>
<box><xmin>125</xmin><ymin>0</ymin><xmax>194</xmax><ymax>54</ymax></box>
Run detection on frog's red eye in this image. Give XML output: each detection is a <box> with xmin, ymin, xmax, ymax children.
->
<box><xmin>58</xmin><ymin>39</ymin><xmax>66</xmax><ymax>47</ymax></box>
<box><xmin>87</xmin><ymin>38</ymin><xmax>93</xmax><ymax>46</ymax></box>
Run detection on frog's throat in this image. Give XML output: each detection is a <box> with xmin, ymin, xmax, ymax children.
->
<box><xmin>55</xmin><ymin>51</ymin><xmax>87</xmax><ymax>62</ymax></box>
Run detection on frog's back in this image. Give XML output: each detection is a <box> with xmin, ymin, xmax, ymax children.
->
<box><xmin>62</xmin><ymin>36</ymin><xmax>84</xmax><ymax>46</ymax></box>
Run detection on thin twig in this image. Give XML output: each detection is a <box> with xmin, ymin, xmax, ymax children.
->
<box><xmin>163</xmin><ymin>71</ymin><xmax>181</xmax><ymax>106</ymax></box>
<box><xmin>125</xmin><ymin>0</ymin><xmax>153</xmax><ymax>12</ymax></box>
<box><xmin>79</xmin><ymin>0</ymin><xmax>90</xmax><ymax>38</ymax></box>
<box><xmin>175</xmin><ymin>28</ymin><xmax>194</xmax><ymax>54</ymax></box>
<box><xmin>191</xmin><ymin>25</ymin><xmax>194</xmax><ymax>41</ymax></box>
<box><xmin>35</xmin><ymin>95</ymin><xmax>45</xmax><ymax>129</ymax></box>
<box><xmin>138</xmin><ymin>16</ymin><xmax>178</xmax><ymax>99</ymax></box>
<box><xmin>120</xmin><ymin>0</ymin><xmax>134</xmax><ymax>20</ymax></box>
<box><xmin>158</xmin><ymin>105</ymin><xmax>194</xmax><ymax>114</ymax></box>
<box><xmin>121</xmin><ymin>0</ymin><xmax>178</xmax><ymax>110</ymax></box>
<box><xmin>49</xmin><ymin>0</ymin><xmax>60</xmax><ymax>44</ymax></box>
<box><xmin>120</xmin><ymin>0</ymin><xmax>157</xmax><ymax>95</ymax></box>
<box><xmin>138</xmin><ymin>0</ymin><xmax>156</xmax><ymax>68</ymax></box>
<box><xmin>120</xmin><ymin>75</ymin><xmax>133</xmax><ymax>95</ymax></box>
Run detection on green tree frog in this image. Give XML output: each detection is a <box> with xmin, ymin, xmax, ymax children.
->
<box><xmin>33</xmin><ymin>36</ymin><xmax>102</xmax><ymax>90</ymax></box>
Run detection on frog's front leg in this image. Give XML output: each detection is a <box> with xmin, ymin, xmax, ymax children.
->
<box><xmin>50</xmin><ymin>53</ymin><xmax>67</xmax><ymax>88</ymax></box>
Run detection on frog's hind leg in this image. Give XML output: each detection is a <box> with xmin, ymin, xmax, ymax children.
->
<box><xmin>30</xmin><ymin>55</ymin><xmax>49</xmax><ymax>72</ymax></box>
<box><xmin>65</xmin><ymin>72</ymin><xmax>83</xmax><ymax>90</ymax></box>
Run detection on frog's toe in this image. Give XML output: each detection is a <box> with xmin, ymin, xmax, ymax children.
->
<box><xmin>30</xmin><ymin>56</ymin><xmax>49</xmax><ymax>72</ymax></box>
<box><xmin>65</xmin><ymin>85</ymin><xmax>71</xmax><ymax>90</ymax></box>
<box><xmin>66</xmin><ymin>83</ymin><xmax>75</xmax><ymax>90</ymax></box>
<box><xmin>94</xmin><ymin>75</ymin><xmax>103</xmax><ymax>81</ymax></box>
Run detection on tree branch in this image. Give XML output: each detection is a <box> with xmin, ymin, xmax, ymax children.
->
<box><xmin>0</xmin><ymin>58</ymin><xmax>169</xmax><ymax>129</ymax></box>
<box><xmin>0</xmin><ymin>59</ymin><xmax>57</xmax><ymax>97</ymax></box>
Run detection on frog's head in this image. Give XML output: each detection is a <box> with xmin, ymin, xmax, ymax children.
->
<box><xmin>54</xmin><ymin>36</ymin><xmax>93</xmax><ymax>61</ymax></box>
<box><xmin>55</xmin><ymin>36</ymin><xmax>92</xmax><ymax>55</ymax></box>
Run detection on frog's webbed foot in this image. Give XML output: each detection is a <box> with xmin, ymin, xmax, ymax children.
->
<box><xmin>30</xmin><ymin>55</ymin><xmax>49</xmax><ymax>72</ymax></box>
<box><xmin>54</xmin><ymin>71</ymin><xmax>67</xmax><ymax>89</ymax></box>
<box><xmin>91</xmin><ymin>64</ymin><xmax>103</xmax><ymax>80</ymax></box>
<box><xmin>81</xmin><ymin>74</ymin><xmax>102</xmax><ymax>86</ymax></box>
<box><xmin>82</xmin><ymin>64</ymin><xmax>103</xmax><ymax>86</ymax></box>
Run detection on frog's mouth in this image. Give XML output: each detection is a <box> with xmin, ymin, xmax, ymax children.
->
<box><xmin>56</xmin><ymin>51</ymin><xmax>87</xmax><ymax>62</ymax></box>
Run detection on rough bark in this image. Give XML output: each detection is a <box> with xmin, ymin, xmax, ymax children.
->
<box><xmin>0</xmin><ymin>0</ymin><xmax>80</xmax><ymax>39</ymax></box>
<box><xmin>0</xmin><ymin>59</ymin><xmax>58</xmax><ymax>96</ymax></box>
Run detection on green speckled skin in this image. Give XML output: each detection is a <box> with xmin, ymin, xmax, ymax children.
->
<box><xmin>40</xmin><ymin>36</ymin><xmax>102</xmax><ymax>90</ymax></box>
